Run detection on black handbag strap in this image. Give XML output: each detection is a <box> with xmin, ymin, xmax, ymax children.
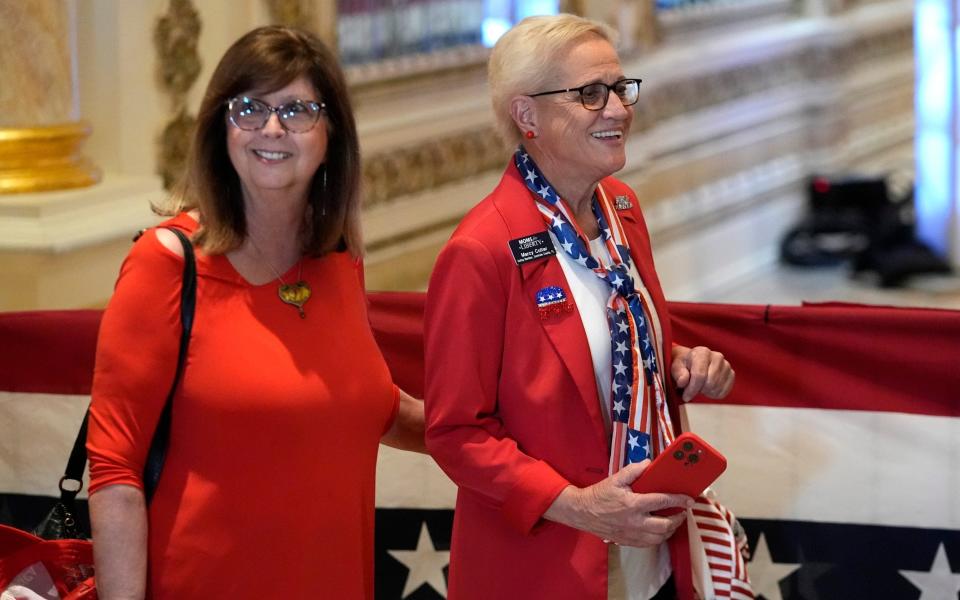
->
<box><xmin>143</xmin><ymin>227</ymin><xmax>196</xmax><ymax>502</ymax></box>
<box><xmin>60</xmin><ymin>226</ymin><xmax>196</xmax><ymax>505</ymax></box>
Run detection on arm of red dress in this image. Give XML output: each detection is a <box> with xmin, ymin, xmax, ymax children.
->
<box><xmin>424</xmin><ymin>236</ymin><xmax>570</xmax><ymax>535</ymax></box>
<box><xmin>86</xmin><ymin>231</ymin><xmax>185</xmax><ymax>493</ymax></box>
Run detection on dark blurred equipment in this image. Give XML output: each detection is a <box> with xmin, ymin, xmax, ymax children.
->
<box><xmin>780</xmin><ymin>174</ymin><xmax>952</xmax><ymax>287</ymax></box>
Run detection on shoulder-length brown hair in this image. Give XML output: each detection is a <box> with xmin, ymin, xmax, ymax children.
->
<box><xmin>163</xmin><ymin>25</ymin><xmax>362</xmax><ymax>257</ymax></box>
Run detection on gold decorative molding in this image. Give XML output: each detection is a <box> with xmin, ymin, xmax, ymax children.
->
<box><xmin>154</xmin><ymin>0</ymin><xmax>202</xmax><ymax>189</ymax></box>
<box><xmin>0</xmin><ymin>122</ymin><xmax>101</xmax><ymax>194</ymax></box>
<box><xmin>158</xmin><ymin>110</ymin><xmax>197</xmax><ymax>191</ymax></box>
<box><xmin>264</xmin><ymin>0</ymin><xmax>315</xmax><ymax>31</ymax></box>
<box><xmin>362</xmin><ymin>127</ymin><xmax>509</xmax><ymax>208</ymax></box>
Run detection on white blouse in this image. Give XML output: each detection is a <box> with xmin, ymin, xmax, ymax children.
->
<box><xmin>550</xmin><ymin>231</ymin><xmax>672</xmax><ymax>600</ymax></box>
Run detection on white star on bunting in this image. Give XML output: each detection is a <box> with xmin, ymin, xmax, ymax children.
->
<box><xmin>899</xmin><ymin>543</ymin><xmax>960</xmax><ymax>600</ymax></box>
<box><xmin>388</xmin><ymin>522</ymin><xmax>450</xmax><ymax>599</ymax></box>
<box><xmin>747</xmin><ymin>533</ymin><xmax>801</xmax><ymax>600</ymax></box>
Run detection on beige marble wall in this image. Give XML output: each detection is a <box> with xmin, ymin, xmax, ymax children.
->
<box><xmin>0</xmin><ymin>0</ymin><xmax>77</xmax><ymax>126</ymax></box>
<box><xmin>357</xmin><ymin>0</ymin><xmax>916</xmax><ymax>298</ymax></box>
<box><xmin>0</xmin><ymin>0</ymin><xmax>917</xmax><ymax>308</ymax></box>
<box><xmin>75</xmin><ymin>0</ymin><xmax>271</xmax><ymax>177</ymax></box>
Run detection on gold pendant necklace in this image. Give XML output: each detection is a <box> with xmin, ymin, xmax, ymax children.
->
<box><xmin>251</xmin><ymin>241</ymin><xmax>311</xmax><ymax>318</ymax></box>
<box><xmin>277</xmin><ymin>271</ymin><xmax>311</xmax><ymax>319</ymax></box>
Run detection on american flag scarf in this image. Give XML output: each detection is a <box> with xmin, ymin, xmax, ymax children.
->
<box><xmin>514</xmin><ymin>147</ymin><xmax>674</xmax><ymax>467</ymax></box>
<box><xmin>514</xmin><ymin>148</ymin><xmax>754</xmax><ymax>600</ymax></box>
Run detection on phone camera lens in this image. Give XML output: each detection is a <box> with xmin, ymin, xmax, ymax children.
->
<box><xmin>682</xmin><ymin>441</ymin><xmax>694</xmax><ymax>451</ymax></box>
<box><xmin>673</xmin><ymin>450</ymin><xmax>684</xmax><ymax>460</ymax></box>
<box><xmin>688</xmin><ymin>454</ymin><xmax>699</xmax><ymax>464</ymax></box>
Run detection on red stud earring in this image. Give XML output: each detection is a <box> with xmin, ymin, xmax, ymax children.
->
<box><xmin>525</xmin><ymin>130</ymin><xmax>536</xmax><ymax>139</ymax></box>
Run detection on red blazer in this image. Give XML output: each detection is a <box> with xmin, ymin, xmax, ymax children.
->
<box><xmin>424</xmin><ymin>163</ymin><xmax>686</xmax><ymax>599</ymax></box>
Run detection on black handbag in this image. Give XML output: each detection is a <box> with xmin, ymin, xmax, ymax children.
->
<box><xmin>32</xmin><ymin>226</ymin><xmax>197</xmax><ymax>541</ymax></box>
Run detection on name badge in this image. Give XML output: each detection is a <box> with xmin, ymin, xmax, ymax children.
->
<box><xmin>509</xmin><ymin>231</ymin><xmax>556</xmax><ymax>265</ymax></box>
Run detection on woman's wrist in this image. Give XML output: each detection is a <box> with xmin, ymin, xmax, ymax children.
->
<box><xmin>543</xmin><ymin>485</ymin><xmax>584</xmax><ymax>528</ymax></box>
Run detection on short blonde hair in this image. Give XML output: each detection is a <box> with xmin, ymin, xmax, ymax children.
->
<box><xmin>488</xmin><ymin>14</ymin><xmax>618</xmax><ymax>147</ymax></box>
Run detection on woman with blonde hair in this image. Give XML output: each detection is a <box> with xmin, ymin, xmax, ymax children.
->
<box><xmin>425</xmin><ymin>14</ymin><xmax>751</xmax><ymax>600</ymax></box>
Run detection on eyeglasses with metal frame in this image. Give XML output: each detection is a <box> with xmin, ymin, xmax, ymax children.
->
<box><xmin>226</xmin><ymin>96</ymin><xmax>326</xmax><ymax>133</ymax></box>
<box><xmin>527</xmin><ymin>78</ymin><xmax>642</xmax><ymax>111</ymax></box>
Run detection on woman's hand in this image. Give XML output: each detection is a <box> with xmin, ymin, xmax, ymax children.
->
<box><xmin>543</xmin><ymin>461</ymin><xmax>692</xmax><ymax>547</ymax></box>
<box><xmin>671</xmin><ymin>344</ymin><xmax>735</xmax><ymax>402</ymax></box>
<box><xmin>381</xmin><ymin>388</ymin><xmax>427</xmax><ymax>453</ymax></box>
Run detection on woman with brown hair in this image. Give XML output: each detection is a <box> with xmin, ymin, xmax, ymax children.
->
<box><xmin>86</xmin><ymin>26</ymin><xmax>424</xmax><ymax>599</ymax></box>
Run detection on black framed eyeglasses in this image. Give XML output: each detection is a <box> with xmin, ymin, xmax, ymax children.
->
<box><xmin>227</xmin><ymin>96</ymin><xmax>325</xmax><ymax>133</ymax></box>
<box><xmin>527</xmin><ymin>78</ymin><xmax>642</xmax><ymax>111</ymax></box>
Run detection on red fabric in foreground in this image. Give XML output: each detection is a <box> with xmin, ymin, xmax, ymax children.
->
<box><xmin>0</xmin><ymin>526</ymin><xmax>96</xmax><ymax>599</ymax></box>
<box><xmin>0</xmin><ymin>310</ymin><xmax>101</xmax><ymax>395</ymax></box>
<box><xmin>1</xmin><ymin>294</ymin><xmax>958</xmax><ymax>417</ymax></box>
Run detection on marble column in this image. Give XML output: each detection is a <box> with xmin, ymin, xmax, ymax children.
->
<box><xmin>0</xmin><ymin>0</ymin><xmax>100</xmax><ymax>194</ymax></box>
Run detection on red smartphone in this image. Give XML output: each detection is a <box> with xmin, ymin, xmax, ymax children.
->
<box><xmin>630</xmin><ymin>432</ymin><xmax>727</xmax><ymax>513</ymax></box>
